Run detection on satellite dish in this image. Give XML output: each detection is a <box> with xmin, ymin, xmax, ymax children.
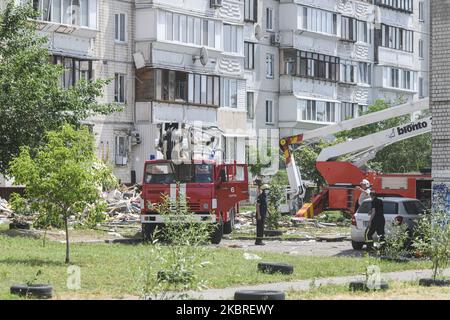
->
<box><xmin>200</xmin><ymin>47</ymin><xmax>209</xmax><ymax>66</ymax></box>
<box><xmin>255</xmin><ymin>24</ymin><xmax>263</xmax><ymax>41</ymax></box>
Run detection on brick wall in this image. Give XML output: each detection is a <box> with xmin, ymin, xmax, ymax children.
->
<box><xmin>431</xmin><ymin>0</ymin><xmax>450</xmax><ymax>210</ymax></box>
<box><xmin>431</xmin><ymin>0</ymin><xmax>450</xmax><ymax>183</ymax></box>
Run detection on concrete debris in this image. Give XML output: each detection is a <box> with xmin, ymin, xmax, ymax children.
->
<box><xmin>102</xmin><ymin>185</ymin><xmax>141</xmax><ymax>223</ymax></box>
<box><xmin>0</xmin><ymin>197</ymin><xmax>12</xmax><ymax>216</ymax></box>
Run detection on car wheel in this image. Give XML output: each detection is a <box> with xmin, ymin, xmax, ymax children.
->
<box><xmin>351</xmin><ymin>241</ymin><xmax>364</xmax><ymax>250</ymax></box>
<box><xmin>234</xmin><ymin>290</ymin><xmax>285</xmax><ymax>300</ymax></box>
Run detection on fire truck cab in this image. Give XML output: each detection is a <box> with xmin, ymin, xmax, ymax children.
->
<box><xmin>140</xmin><ymin>159</ymin><xmax>249</xmax><ymax>244</ymax></box>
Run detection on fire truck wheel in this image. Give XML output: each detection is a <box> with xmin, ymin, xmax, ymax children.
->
<box><xmin>223</xmin><ymin>209</ymin><xmax>235</xmax><ymax>235</ymax></box>
<box><xmin>210</xmin><ymin>220</ymin><xmax>223</xmax><ymax>244</ymax></box>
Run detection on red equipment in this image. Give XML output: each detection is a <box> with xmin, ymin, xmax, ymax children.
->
<box><xmin>279</xmin><ymin>99</ymin><xmax>432</xmax><ymax>217</ymax></box>
<box><xmin>140</xmin><ymin>124</ymin><xmax>249</xmax><ymax>244</ymax></box>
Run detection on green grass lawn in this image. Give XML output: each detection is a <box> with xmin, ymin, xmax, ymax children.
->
<box><xmin>287</xmin><ymin>281</ymin><xmax>450</xmax><ymax>300</ymax></box>
<box><xmin>0</xmin><ymin>233</ymin><xmax>432</xmax><ymax>299</ymax></box>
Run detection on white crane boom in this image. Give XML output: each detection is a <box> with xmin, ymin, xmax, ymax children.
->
<box><xmin>301</xmin><ymin>98</ymin><xmax>429</xmax><ymax>142</ymax></box>
<box><xmin>317</xmin><ymin>117</ymin><xmax>432</xmax><ymax>163</ymax></box>
<box><xmin>280</xmin><ymin>98</ymin><xmax>430</xmax><ymax>198</ymax></box>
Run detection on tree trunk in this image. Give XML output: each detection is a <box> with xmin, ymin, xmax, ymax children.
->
<box><xmin>65</xmin><ymin>217</ymin><xmax>70</xmax><ymax>264</ymax></box>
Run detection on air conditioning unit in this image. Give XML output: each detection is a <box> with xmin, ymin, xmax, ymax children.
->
<box><xmin>210</xmin><ymin>0</ymin><xmax>223</xmax><ymax>8</ymax></box>
<box><xmin>270</xmin><ymin>32</ymin><xmax>281</xmax><ymax>46</ymax></box>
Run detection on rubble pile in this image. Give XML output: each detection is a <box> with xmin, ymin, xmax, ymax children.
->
<box><xmin>102</xmin><ymin>185</ymin><xmax>141</xmax><ymax>223</ymax></box>
<box><xmin>0</xmin><ymin>198</ymin><xmax>12</xmax><ymax>221</ymax></box>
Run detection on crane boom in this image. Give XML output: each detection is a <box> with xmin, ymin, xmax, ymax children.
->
<box><xmin>317</xmin><ymin>117</ymin><xmax>432</xmax><ymax>163</ymax></box>
<box><xmin>279</xmin><ymin>98</ymin><xmax>430</xmax><ymax>198</ymax></box>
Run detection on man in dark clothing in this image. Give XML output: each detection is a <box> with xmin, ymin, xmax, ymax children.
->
<box><xmin>365</xmin><ymin>191</ymin><xmax>385</xmax><ymax>245</ymax></box>
<box><xmin>255</xmin><ymin>184</ymin><xmax>269</xmax><ymax>246</ymax></box>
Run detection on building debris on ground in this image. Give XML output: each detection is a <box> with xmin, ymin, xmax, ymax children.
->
<box><xmin>102</xmin><ymin>185</ymin><xmax>141</xmax><ymax>223</ymax></box>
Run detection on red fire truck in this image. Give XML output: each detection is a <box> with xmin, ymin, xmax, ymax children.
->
<box><xmin>140</xmin><ymin>124</ymin><xmax>249</xmax><ymax>244</ymax></box>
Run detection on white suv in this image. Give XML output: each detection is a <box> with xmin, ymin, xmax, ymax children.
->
<box><xmin>351</xmin><ymin>197</ymin><xmax>427</xmax><ymax>250</ymax></box>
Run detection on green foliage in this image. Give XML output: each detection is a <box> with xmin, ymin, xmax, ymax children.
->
<box><xmin>294</xmin><ymin>139</ymin><xmax>342</xmax><ymax>190</ymax></box>
<box><xmin>336</xmin><ymin>99</ymin><xmax>431</xmax><ymax>173</ymax></box>
<box><xmin>379</xmin><ymin>223</ymin><xmax>410</xmax><ymax>259</ymax></box>
<box><xmin>266</xmin><ymin>183</ymin><xmax>285</xmax><ymax>230</ymax></box>
<box><xmin>9</xmin><ymin>193</ymin><xmax>31</xmax><ymax>219</ymax></box>
<box><xmin>0</xmin><ymin>2</ymin><xmax>120</xmax><ymax>174</ymax></box>
<box><xmin>412</xmin><ymin>210</ymin><xmax>450</xmax><ymax>280</ymax></box>
<box><xmin>8</xmin><ymin>124</ymin><xmax>118</xmax><ymax>263</ymax></box>
<box><xmin>139</xmin><ymin>195</ymin><xmax>213</xmax><ymax>299</ymax></box>
<box><xmin>247</xmin><ymin>145</ymin><xmax>281</xmax><ymax>177</ymax></box>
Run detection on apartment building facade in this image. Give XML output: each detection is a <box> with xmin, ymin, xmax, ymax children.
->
<box><xmin>0</xmin><ymin>0</ymin><xmax>430</xmax><ymax>186</ymax></box>
<box><xmin>243</xmin><ymin>0</ymin><xmax>429</xmax><ymax>139</ymax></box>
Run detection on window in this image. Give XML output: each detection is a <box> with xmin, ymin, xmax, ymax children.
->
<box><xmin>341</xmin><ymin>61</ymin><xmax>355</xmax><ymax>84</ymax></box>
<box><xmin>381</xmin><ymin>24</ymin><xmax>414</xmax><ymax>52</ymax></box>
<box><xmin>115</xmin><ymin>73</ymin><xmax>126</xmax><ymax>103</ymax></box>
<box><xmin>299</xmin><ymin>99</ymin><xmax>337</xmax><ymax>123</ymax></box>
<box><xmin>30</xmin><ymin>0</ymin><xmax>93</xmax><ymax>27</ymax></box>
<box><xmin>244</xmin><ymin>0</ymin><xmax>257</xmax><ymax>22</ymax></box>
<box><xmin>265</xmin><ymin>100</ymin><xmax>274</xmax><ymax>124</ymax></box>
<box><xmin>357</xmin><ymin>20</ymin><xmax>370</xmax><ymax>43</ymax></box>
<box><xmin>115</xmin><ymin>13</ymin><xmax>126</xmax><ymax>42</ymax></box>
<box><xmin>419</xmin><ymin>77</ymin><xmax>424</xmax><ymax>98</ymax></box>
<box><xmin>223</xmin><ymin>23</ymin><xmax>242</xmax><ymax>53</ymax></box>
<box><xmin>244</xmin><ymin>42</ymin><xmax>255</xmax><ymax>69</ymax></box>
<box><xmin>136</xmin><ymin>69</ymin><xmax>220</xmax><ymax>106</ymax></box>
<box><xmin>115</xmin><ymin>136</ymin><xmax>128</xmax><ymax>166</ymax></box>
<box><xmin>266</xmin><ymin>7</ymin><xmax>273</xmax><ymax>31</ymax></box>
<box><xmin>419</xmin><ymin>39</ymin><xmax>424</xmax><ymax>59</ymax></box>
<box><xmin>53</xmin><ymin>56</ymin><xmax>92</xmax><ymax>89</ymax></box>
<box><xmin>341</xmin><ymin>16</ymin><xmax>357</xmax><ymax>41</ymax></box>
<box><xmin>375</xmin><ymin>0</ymin><xmax>413</xmax><ymax>13</ymax></box>
<box><xmin>165</xmin><ymin>12</ymin><xmax>216</xmax><ymax>48</ymax></box>
<box><xmin>247</xmin><ymin>92</ymin><xmax>254</xmax><ymax>119</ymax></box>
<box><xmin>388</xmin><ymin>67</ymin><xmax>415</xmax><ymax>90</ymax></box>
<box><xmin>341</xmin><ymin>102</ymin><xmax>357</xmax><ymax>121</ymax></box>
<box><xmin>302</xmin><ymin>6</ymin><xmax>337</xmax><ymax>35</ymax></box>
<box><xmin>403</xmin><ymin>201</ymin><xmax>426</xmax><ymax>215</ymax></box>
<box><xmin>358</xmin><ymin>62</ymin><xmax>372</xmax><ymax>85</ymax></box>
<box><xmin>266</xmin><ymin>53</ymin><xmax>274</xmax><ymax>78</ymax></box>
<box><xmin>222</xmin><ymin>78</ymin><xmax>238</xmax><ymax>108</ymax></box>
<box><xmin>282</xmin><ymin>49</ymin><xmax>339</xmax><ymax>82</ymax></box>
<box><xmin>419</xmin><ymin>1</ymin><xmax>425</xmax><ymax>21</ymax></box>
<box><xmin>390</xmin><ymin>68</ymin><xmax>400</xmax><ymax>88</ymax></box>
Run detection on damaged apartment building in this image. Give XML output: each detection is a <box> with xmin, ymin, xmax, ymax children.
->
<box><xmin>1</xmin><ymin>0</ymin><xmax>249</xmax><ymax>186</ymax></box>
<box><xmin>0</xmin><ymin>0</ymin><xmax>430</xmax><ymax>186</ymax></box>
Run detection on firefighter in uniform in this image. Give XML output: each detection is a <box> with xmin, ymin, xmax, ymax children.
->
<box><xmin>365</xmin><ymin>191</ymin><xmax>385</xmax><ymax>247</ymax></box>
<box><xmin>255</xmin><ymin>184</ymin><xmax>269</xmax><ymax>246</ymax></box>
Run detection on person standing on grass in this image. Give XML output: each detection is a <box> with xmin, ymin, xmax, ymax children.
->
<box><xmin>365</xmin><ymin>191</ymin><xmax>385</xmax><ymax>247</ymax></box>
<box><xmin>255</xmin><ymin>184</ymin><xmax>269</xmax><ymax>246</ymax></box>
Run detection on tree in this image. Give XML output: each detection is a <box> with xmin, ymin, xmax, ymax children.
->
<box><xmin>9</xmin><ymin>124</ymin><xmax>118</xmax><ymax>264</ymax></box>
<box><xmin>0</xmin><ymin>2</ymin><xmax>119</xmax><ymax>174</ymax></box>
<box><xmin>336</xmin><ymin>99</ymin><xmax>431</xmax><ymax>173</ymax></box>
<box><xmin>294</xmin><ymin>139</ymin><xmax>342</xmax><ymax>192</ymax></box>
